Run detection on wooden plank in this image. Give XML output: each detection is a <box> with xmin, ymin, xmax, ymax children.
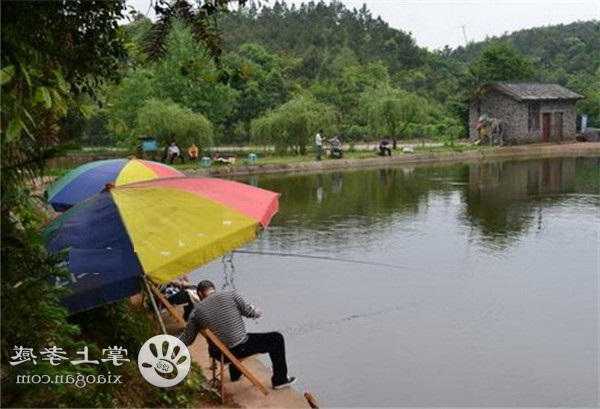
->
<box><xmin>148</xmin><ymin>282</ymin><xmax>269</xmax><ymax>396</ymax></box>
<box><xmin>200</xmin><ymin>328</ymin><xmax>269</xmax><ymax>396</ymax></box>
<box><xmin>305</xmin><ymin>392</ymin><xmax>319</xmax><ymax>408</ymax></box>
<box><xmin>148</xmin><ymin>282</ymin><xmax>187</xmax><ymax>327</ymax></box>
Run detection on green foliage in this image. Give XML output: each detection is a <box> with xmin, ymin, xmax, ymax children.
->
<box><xmin>0</xmin><ymin>192</ymin><xmax>109</xmax><ymax>407</ymax></box>
<box><xmin>107</xmin><ymin>20</ymin><xmax>237</xmax><ymax>143</ymax></box>
<box><xmin>112</xmin><ymin>3</ymin><xmax>597</xmax><ymax>145</ymax></box>
<box><xmin>219</xmin><ymin>1</ymin><xmax>424</xmax><ymax>77</ymax></box>
<box><xmin>222</xmin><ymin>43</ymin><xmax>296</xmax><ymax>142</ymax></box>
<box><xmin>455</xmin><ymin>22</ymin><xmax>600</xmax><ymax>125</ymax></box>
<box><xmin>251</xmin><ymin>95</ymin><xmax>337</xmax><ymax>154</ymax></box>
<box><xmin>453</xmin><ymin>20</ymin><xmax>600</xmax><ymax>80</ymax></box>
<box><xmin>1</xmin><ymin>2</ymin><xmax>224</xmax><ymax>407</ymax></box>
<box><xmin>567</xmin><ymin>67</ymin><xmax>600</xmax><ymax>127</ymax></box>
<box><xmin>135</xmin><ymin>98</ymin><xmax>213</xmax><ymax>148</ymax></box>
<box><xmin>359</xmin><ymin>87</ymin><xmax>434</xmax><ymax>139</ymax></box>
<box><xmin>469</xmin><ymin>43</ymin><xmax>536</xmax><ymax>88</ymax></box>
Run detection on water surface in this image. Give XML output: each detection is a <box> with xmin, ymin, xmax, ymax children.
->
<box><xmin>192</xmin><ymin>156</ymin><xmax>599</xmax><ymax>407</ymax></box>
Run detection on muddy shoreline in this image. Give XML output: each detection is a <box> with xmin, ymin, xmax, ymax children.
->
<box><xmin>184</xmin><ymin>142</ymin><xmax>600</xmax><ymax>178</ymax></box>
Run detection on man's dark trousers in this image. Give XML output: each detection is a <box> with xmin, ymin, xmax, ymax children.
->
<box><xmin>210</xmin><ymin>332</ymin><xmax>288</xmax><ymax>386</ymax></box>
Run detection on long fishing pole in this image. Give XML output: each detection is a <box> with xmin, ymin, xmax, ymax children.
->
<box><xmin>233</xmin><ymin>249</ymin><xmax>409</xmax><ymax>270</ymax></box>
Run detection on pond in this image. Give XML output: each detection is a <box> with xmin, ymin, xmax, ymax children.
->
<box><xmin>191</xmin><ymin>156</ymin><xmax>599</xmax><ymax>407</ymax></box>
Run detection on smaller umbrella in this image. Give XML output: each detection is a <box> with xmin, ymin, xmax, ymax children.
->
<box><xmin>44</xmin><ymin>177</ymin><xmax>279</xmax><ymax>313</ymax></box>
<box><xmin>45</xmin><ymin>159</ymin><xmax>184</xmax><ymax>211</ymax></box>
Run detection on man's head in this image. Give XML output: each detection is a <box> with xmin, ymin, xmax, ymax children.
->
<box><xmin>196</xmin><ymin>280</ymin><xmax>216</xmax><ymax>300</ymax></box>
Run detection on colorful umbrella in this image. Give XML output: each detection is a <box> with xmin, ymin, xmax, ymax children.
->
<box><xmin>44</xmin><ymin>177</ymin><xmax>279</xmax><ymax>313</ymax></box>
<box><xmin>45</xmin><ymin>159</ymin><xmax>184</xmax><ymax>211</ymax></box>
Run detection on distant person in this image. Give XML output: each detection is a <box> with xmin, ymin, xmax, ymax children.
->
<box><xmin>187</xmin><ymin>144</ymin><xmax>199</xmax><ymax>161</ymax></box>
<box><xmin>167</xmin><ymin>141</ymin><xmax>184</xmax><ymax>164</ymax></box>
<box><xmin>179</xmin><ymin>280</ymin><xmax>297</xmax><ymax>389</ymax></box>
<box><xmin>328</xmin><ymin>135</ymin><xmax>343</xmax><ymax>159</ymax></box>
<box><xmin>378</xmin><ymin>139</ymin><xmax>392</xmax><ymax>156</ymax></box>
<box><xmin>315</xmin><ymin>129</ymin><xmax>323</xmax><ymax>161</ymax></box>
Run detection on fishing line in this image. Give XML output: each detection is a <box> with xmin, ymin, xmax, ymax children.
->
<box><xmin>233</xmin><ymin>249</ymin><xmax>410</xmax><ymax>270</ymax></box>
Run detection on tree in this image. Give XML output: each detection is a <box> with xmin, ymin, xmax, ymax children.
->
<box><xmin>107</xmin><ymin>20</ymin><xmax>238</xmax><ymax>143</ymax></box>
<box><xmin>468</xmin><ymin>43</ymin><xmax>536</xmax><ymax>87</ymax></box>
<box><xmin>359</xmin><ymin>87</ymin><xmax>433</xmax><ymax>139</ymax></box>
<box><xmin>568</xmin><ymin>68</ymin><xmax>600</xmax><ymax>127</ymax></box>
<box><xmin>1</xmin><ymin>2</ymin><xmax>128</xmax><ymax>406</ymax></box>
<box><xmin>135</xmin><ymin>98</ymin><xmax>213</xmax><ymax>148</ymax></box>
<box><xmin>222</xmin><ymin>43</ymin><xmax>296</xmax><ymax>142</ymax></box>
<box><xmin>251</xmin><ymin>95</ymin><xmax>337</xmax><ymax>154</ymax></box>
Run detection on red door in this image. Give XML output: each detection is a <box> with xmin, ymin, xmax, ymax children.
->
<box><xmin>542</xmin><ymin>113</ymin><xmax>551</xmax><ymax>142</ymax></box>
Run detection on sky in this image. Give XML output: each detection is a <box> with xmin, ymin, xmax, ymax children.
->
<box><xmin>127</xmin><ymin>0</ymin><xmax>600</xmax><ymax>50</ymax></box>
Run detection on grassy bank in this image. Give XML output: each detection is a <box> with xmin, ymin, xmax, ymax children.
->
<box><xmin>171</xmin><ymin>143</ymin><xmax>480</xmax><ymax>171</ymax></box>
<box><xmin>44</xmin><ymin>142</ymin><xmax>473</xmax><ymax>176</ymax></box>
<box><xmin>44</xmin><ymin>142</ymin><xmax>600</xmax><ymax>179</ymax></box>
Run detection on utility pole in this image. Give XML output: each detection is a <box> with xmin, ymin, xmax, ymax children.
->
<box><xmin>460</xmin><ymin>24</ymin><xmax>469</xmax><ymax>45</ymax></box>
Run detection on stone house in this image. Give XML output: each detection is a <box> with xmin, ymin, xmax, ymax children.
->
<box><xmin>469</xmin><ymin>82</ymin><xmax>583</xmax><ymax>143</ymax></box>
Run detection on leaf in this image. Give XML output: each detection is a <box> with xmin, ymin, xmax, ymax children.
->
<box><xmin>53</xmin><ymin>70</ymin><xmax>69</xmax><ymax>93</ymax></box>
<box><xmin>21</xmin><ymin>108</ymin><xmax>35</xmax><ymax>128</ymax></box>
<box><xmin>50</xmin><ymin>89</ymin><xmax>67</xmax><ymax>115</ymax></box>
<box><xmin>78</xmin><ymin>104</ymin><xmax>94</xmax><ymax>119</ymax></box>
<box><xmin>34</xmin><ymin>87</ymin><xmax>52</xmax><ymax>109</ymax></box>
<box><xmin>0</xmin><ymin>65</ymin><xmax>15</xmax><ymax>85</ymax></box>
<box><xmin>5</xmin><ymin>118</ymin><xmax>23</xmax><ymax>142</ymax></box>
<box><xmin>20</xmin><ymin>64</ymin><xmax>32</xmax><ymax>87</ymax></box>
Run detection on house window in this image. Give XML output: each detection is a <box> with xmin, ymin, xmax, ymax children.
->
<box><xmin>528</xmin><ymin>102</ymin><xmax>540</xmax><ymax>132</ymax></box>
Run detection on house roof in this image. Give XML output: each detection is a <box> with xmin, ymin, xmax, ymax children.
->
<box><xmin>488</xmin><ymin>82</ymin><xmax>584</xmax><ymax>101</ymax></box>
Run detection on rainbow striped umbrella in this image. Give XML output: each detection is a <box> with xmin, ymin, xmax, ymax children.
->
<box><xmin>46</xmin><ymin>159</ymin><xmax>184</xmax><ymax>211</ymax></box>
<box><xmin>44</xmin><ymin>177</ymin><xmax>279</xmax><ymax>313</ymax></box>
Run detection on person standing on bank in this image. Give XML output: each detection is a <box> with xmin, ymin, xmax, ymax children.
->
<box><xmin>315</xmin><ymin>129</ymin><xmax>323</xmax><ymax>161</ymax></box>
<box><xmin>179</xmin><ymin>280</ymin><xmax>297</xmax><ymax>389</ymax></box>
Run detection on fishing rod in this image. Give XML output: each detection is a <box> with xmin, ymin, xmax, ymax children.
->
<box><xmin>233</xmin><ymin>249</ymin><xmax>409</xmax><ymax>270</ymax></box>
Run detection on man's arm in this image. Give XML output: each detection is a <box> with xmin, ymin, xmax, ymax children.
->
<box><xmin>178</xmin><ymin>309</ymin><xmax>204</xmax><ymax>346</ymax></box>
<box><xmin>232</xmin><ymin>292</ymin><xmax>262</xmax><ymax>319</ymax></box>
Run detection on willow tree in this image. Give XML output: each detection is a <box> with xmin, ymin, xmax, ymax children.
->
<box><xmin>135</xmin><ymin>98</ymin><xmax>213</xmax><ymax>148</ymax></box>
<box><xmin>360</xmin><ymin>87</ymin><xmax>431</xmax><ymax>139</ymax></box>
<box><xmin>251</xmin><ymin>96</ymin><xmax>337</xmax><ymax>154</ymax></box>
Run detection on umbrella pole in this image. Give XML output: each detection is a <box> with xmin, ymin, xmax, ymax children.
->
<box><xmin>143</xmin><ymin>276</ymin><xmax>167</xmax><ymax>334</ymax></box>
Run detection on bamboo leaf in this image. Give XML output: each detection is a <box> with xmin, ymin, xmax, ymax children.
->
<box><xmin>20</xmin><ymin>65</ymin><xmax>32</xmax><ymax>87</ymax></box>
<box><xmin>34</xmin><ymin>87</ymin><xmax>52</xmax><ymax>108</ymax></box>
<box><xmin>5</xmin><ymin>118</ymin><xmax>23</xmax><ymax>142</ymax></box>
<box><xmin>21</xmin><ymin>108</ymin><xmax>36</xmax><ymax>128</ymax></box>
<box><xmin>52</xmin><ymin>69</ymin><xmax>69</xmax><ymax>93</ymax></box>
<box><xmin>78</xmin><ymin>104</ymin><xmax>94</xmax><ymax>119</ymax></box>
<box><xmin>0</xmin><ymin>65</ymin><xmax>15</xmax><ymax>85</ymax></box>
<box><xmin>50</xmin><ymin>89</ymin><xmax>67</xmax><ymax>115</ymax></box>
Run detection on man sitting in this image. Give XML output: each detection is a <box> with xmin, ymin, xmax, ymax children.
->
<box><xmin>167</xmin><ymin>141</ymin><xmax>184</xmax><ymax>164</ymax></box>
<box><xmin>179</xmin><ymin>280</ymin><xmax>296</xmax><ymax>389</ymax></box>
<box><xmin>187</xmin><ymin>144</ymin><xmax>199</xmax><ymax>161</ymax></box>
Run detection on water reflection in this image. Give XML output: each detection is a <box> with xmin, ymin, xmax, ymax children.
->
<box><xmin>250</xmin><ymin>157</ymin><xmax>599</xmax><ymax>250</ymax></box>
